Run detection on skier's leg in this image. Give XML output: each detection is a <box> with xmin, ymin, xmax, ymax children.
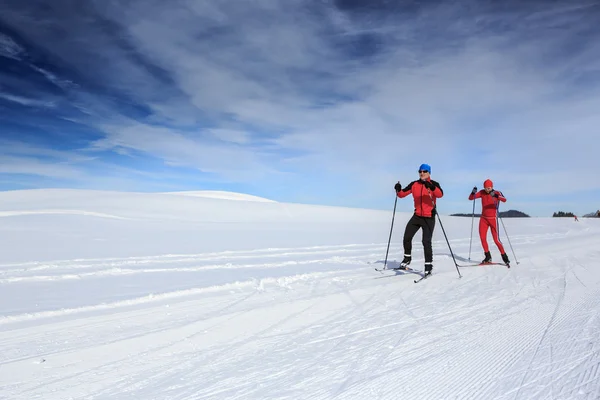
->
<box><xmin>490</xmin><ymin>219</ymin><xmax>506</xmax><ymax>254</ymax></box>
<box><xmin>479</xmin><ymin>218</ymin><xmax>490</xmax><ymax>253</ymax></box>
<box><xmin>402</xmin><ymin>215</ymin><xmax>420</xmax><ymax>264</ymax></box>
<box><xmin>421</xmin><ymin>216</ymin><xmax>436</xmax><ymax>263</ymax></box>
<box><xmin>421</xmin><ymin>216</ymin><xmax>436</xmax><ymax>273</ymax></box>
<box><xmin>479</xmin><ymin>218</ymin><xmax>492</xmax><ymax>263</ymax></box>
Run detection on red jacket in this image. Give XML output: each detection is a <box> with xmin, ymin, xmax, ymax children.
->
<box><xmin>469</xmin><ymin>190</ymin><xmax>506</xmax><ymax>218</ymax></box>
<box><xmin>398</xmin><ymin>179</ymin><xmax>443</xmax><ymax>217</ymax></box>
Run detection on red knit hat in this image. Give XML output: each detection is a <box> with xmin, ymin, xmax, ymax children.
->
<box><xmin>484</xmin><ymin>179</ymin><xmax>493</xmax><ymax>188</ymax></box>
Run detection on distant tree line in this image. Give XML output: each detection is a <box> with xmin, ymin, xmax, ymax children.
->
<box><xmin>582</xmin><ymin>210</ymin><xmax>600</xmax><ymax>218</ymax></box>
<box><xmin>452</xmin><ymin>209</ymin><xmax>599</xmax><ymax>218</ymax></box>
<box><xmin>451</xmin><ymin>209</ymin><xmax>530</xmax><ymax>218</ymax></box>
<box><xmin>552</xmin><ymin>211</ymin><xmax>575</xmax><ymax>217</ymax></box>
<box><xmin>553</xmin><ymin>210</ymin><xmax>600</xmax><ymax>218</ymax></box>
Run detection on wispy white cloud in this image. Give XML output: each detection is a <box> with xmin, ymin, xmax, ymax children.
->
<box><xmin>0</xmin><ymin>32</ymin><xmax>23</xmax><ymax>60</ymax></box>
<box><xmin>0</xmin><ymin>155</ymin><xmax>87</xmax><ymax>180</ymax></box>
<box><xmin>0</xmin><ymin>92</ymin><xmax>55</xmax><ymax>108</ymax></box>
<box><xmin>0</xmin><ymin>139</ymin><xmax>95</xmax><ymax>163</ymax></box>
<box><xmin>30</xmin><ymin>66</ymin><xmax>78</xmax><ymax>91</ymax></box>
<box><xmin>89</xmin><ymin>121</ymin><xmax>280</xmax><ymax>181</ymax></box>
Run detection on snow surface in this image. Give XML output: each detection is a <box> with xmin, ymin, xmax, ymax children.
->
<box><xmin>162</xmin><ymin>190</ymin><xmax>276</xmax><ymax>203</ymax></box>
<box><xmin>1</xmin><ymin>189</ymin><xmax>599</xmax><ymax>400</ymax></box>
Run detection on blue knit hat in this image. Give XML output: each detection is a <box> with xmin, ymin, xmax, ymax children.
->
<box><xmin>419</xmin><ymin>163</ymin><xmax>431</xmax><ymax>173</ymax></box>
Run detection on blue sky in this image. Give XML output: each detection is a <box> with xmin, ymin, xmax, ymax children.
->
<box><xmin>1</xmin><ymin>0</ymin><xmax>599</xmax><ymax>217</ymax></box>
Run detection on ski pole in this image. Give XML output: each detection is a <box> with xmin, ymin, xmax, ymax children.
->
<box><xmin>383</xmin><ymin>184</ymin><xmax>399</xmax><ymax>269</ymax></box>
<box><xmin>468</xmin><ymin>191</ymin><xmax>476</xmax><ymax>260</ymax></box>
<box><xmin>498</xmin><ymin>215</ymin><xmax>519</xmax><ymax>265</ymax></box>
<box><xmin>426</xmin><ymin>189</ymin><xmax>462</xmax><ymax>278</ymax></box>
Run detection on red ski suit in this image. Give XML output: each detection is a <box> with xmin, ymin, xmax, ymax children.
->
<box><xmin>397</xmin><ymin>179</ymin><xmax>443</xmax><ymax>217</ymax></box>
<box><xmin>469</xmin><ymin>190</ymin><xmax>506</xmax><ymax>253</ymax></box>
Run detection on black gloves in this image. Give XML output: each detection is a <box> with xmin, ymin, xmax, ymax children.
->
<box><xmin>423</xmin><ymin>180</ymin><xmax>435</xmax><ymax>191</ymax></box>
<box><xmin>471</xmin><ymin>186</ymin><xmax>477</xmax><ymax>195</ymax></box>
<box><xmin>394</xmin><ymin>182</ymin><xmax>402</xmax><ymax>192</ymax></box>
<box><xmin>490</xmin><ymin>190</ymin><xmax>497</xmax><ymax>198</ymax></box>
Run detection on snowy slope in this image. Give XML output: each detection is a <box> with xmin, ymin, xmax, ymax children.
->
<box><xmin>0</xmin><ymin>189</ymin><xmax>599</xmax><ymax>400</ymax></box>
<box><xmin>162</xmin><ymin>190</ymin><xmax>276</xmax><ymax>203</ymax></box>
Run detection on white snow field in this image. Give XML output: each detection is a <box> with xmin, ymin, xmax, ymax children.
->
<box><xmin>1</xmin><ymin>189</ymin><xmax>599</xmax><ymax>400</ymax></box>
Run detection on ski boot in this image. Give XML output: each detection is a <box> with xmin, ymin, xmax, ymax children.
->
<box><xmin>501</xmin><ymin>253</ymin><xmax>510</xmax><ymax>268</ymax></box>
<box><xmin>481</xmin><ymin>251</ymin><xmax>492</xmax><ymax>265</ymax></box>
<box><xmin>424</xmin><ymin>262</ymin><xmax>433</xmax><ymax>276</ymax></box>
<box><xmin>399</xmin><ymin>255</ymin><xmax>412</xmax><ymax>269</ymax></box>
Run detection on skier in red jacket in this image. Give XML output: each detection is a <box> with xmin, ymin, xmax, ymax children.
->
<box><xmin>468</xmin><ymin>179</ymin><xmax>510</xmax><ymax>265</ymax></box>
<box><xmin>394</xmin><ymin>163</ymin><xmax>443</xmax><ymax>275</ymax></box>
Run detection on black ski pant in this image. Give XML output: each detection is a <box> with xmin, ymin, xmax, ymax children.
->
<box><xmin>403</xmin><ymin>214</ymin><xmax>436</xmax><ymax>263</ymax></box>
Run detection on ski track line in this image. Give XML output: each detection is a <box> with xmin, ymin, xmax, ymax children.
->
<box><xmin>0</xmin><ymin>270</ymin><xmax>353</xmax><ymax>325</ymax></box>
<box><xmin>0</xmin><ymin>227</ymin><xmax>575</xmax><ymax>276</ymax></box>
<box><xmin>517</xmin><ymin>289</ymin><xmax>600</xmax><ymax>399</ymax></box>
<box><xmin>116</xmin><ymin>301</ymin><xmax>325</xmax><ymax>400</ymax></box>
<box><xmin>500</xmin><ymin>329</ymin><xmax>598</xmax><ymax>399</ymax></box>
<box><xmin>88</xmin><ymin>310</ymin><xmax>272</xmax><ymax>399</ymax></box>
<box><xmin>0</xmin><ymin>256</ymin><xmax>371</xmax><ymax>284</ymax></box>
<box><xmin>10</xmin><ymin>295</ymin><xmax>321</xmax><ymax>400</ymax></box>
<box><xmin>407</xmin><ymin>300</ymin><xmax>531</xmax><ymax>399</ymax></box>
<box><xmin>512</xmin><ymin>265</ymin><xmax>569</xmax><ymax>400</ymax></box>
<box><xmin>412</xmin><ymin>280</ymin><xmax>540</xmax><ymax>399</ymax></box>
<box><xmin>525</xmin><ymin>350</ymin><xmax>599</xmax><ymax>400</ymax></box>
<box><xmin>490</xmin><ymin>264</ymin><xmax>600</xmax><ymax>399</ymax></box>
<box><xmin>0</xmin><ymin>246</ymin><xmax>388</xmax><ymax>284</ymax></box>
<box><xmin>451</xmin><ymin>300</ymin><xmax>554</xmax><ymax>399</ymax></box>
<box><xmin>361</xmin><ymin>286</ymin><xmax>431</xmax><ymax>400</ymax></box>
<box><xmin>3</xmin><ymin>271</ymin><xmax>380</xmax><ymax>399</ymax></box>
<box><xmin>175</xmin><ymin>277</ymin><xmax>392</xmax><ymax>399</ymax></box>
<box><xmin>201</xmin><ymin>288</ymin><xmax>387</xmax><ymax>400</ymax></box>
<box><xmin>331</xmin><ymin>287</ymin><xmax>513</xmax><ymax>399</ymax></box>
<box><xmin>0</xmin><ymin>243</ymin><xmax>386</xmax><ymax>270</ymax></box>
<box><xmin>307</xmin><ymin>282</ymin><xmax>398</xmax><ymax>397</ymax></box>
<box><xmin>0</xmin><ymin>267</ymin><xmax>368</xmax><ymax>336</ymax></box>
<box><xmin>337</xmin><ymin>331</ymin><xmax>468</xmax><ymax>398</ymax></box>
<box><xmin>119</xmin><ymin>273</ymin><xmax>402</xmax><ymax>399</ymax></box>
<box><xmin>235</xmin><ymin>277</ymin><xmax>429</xmax><ymax>400</ymax></box>
<box><xmin>0</xmin><ymin>287</ymin><xmax>264</xmax><ymax>366</ymax></box>
<box><xmin>0</xmin><ymin>247</ymin><xmax>387</xmax><ymax>278</ymax></box>
<box><xmin>331</xmin><ymin>262</ymin><xmax>591</xmax><ymax>399</ymax></box>
<box><xmin>336</xmin><ymin>324</ymin><xmax>434</xmax><ymax>398</ymax></box>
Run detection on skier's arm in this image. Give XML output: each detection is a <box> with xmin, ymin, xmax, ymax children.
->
<box><xmin>470</xmin><ymin>190</ymin><xmax>483</xmax><ymax>200</ymax></box>
<box><xmin>397</xmin><ymin>181</ymin><xmax>414</xmax><ymax>198</ymax></box>
<box><xmin>468</xmin><ymin>187</ymin><xmax>480</xmax><ymax>200</ymax></box>
<box><xmin>495</xmin><ymin>191</ymin><xmax>507</xmax><ymax>202</ymax></box>
<box><xmin>430</xmin><ymin>181</ymin><xmax>443</xmax><ymax>198</ymax></box>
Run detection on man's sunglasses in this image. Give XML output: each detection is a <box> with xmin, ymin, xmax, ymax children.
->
<box><xmin>418</xmin><ymin>170</ymin><xmax>429</xmax><ymax>173</ymax></box>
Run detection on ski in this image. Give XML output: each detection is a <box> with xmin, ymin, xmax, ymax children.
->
<box><xmin>375</xmin><ymin>266</ymin><xmax>432</xmax><ymax>282</ymax></box>
<box><xmin>457</xmin><ymin>262</ymin><xmax>509</xmax><ymax>268</ymax></box>
<box><xmin>375</xmin><ymin>265</ymin><xmax>418</xmax><ymax>273</ymax></box>
<box><xmin>414</xmin><ymin>273</ymin><xmax>431</xmax><ymax>283</ymax></box>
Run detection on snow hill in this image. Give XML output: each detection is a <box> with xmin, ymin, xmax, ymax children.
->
<box><xmin>162</xmin><ymin>190</ymin><xmax>276</xmax><ymax>203</ymax></box>
<box><xmin>0</xmin><ymin>189</ymin><xmax>599</xmax><ymax>399</ymax></box>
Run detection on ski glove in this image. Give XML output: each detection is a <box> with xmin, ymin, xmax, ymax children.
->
<box><xmin>394</xmin><ymin>182</ymin><xmax>402</xmax><ymax>192</ymax></box>
<box><xmin>423</xmin><ymin>180</ymin><xmax>435</xmax><ymax>191</ymax></box>
<box><xmin>490</xmin><ymin>190</ymin><xmax>497</xmax><ymax>197</ymax></box>
<box><xmin>471</xmin><ymin>186</ymin><xmax>477</xmax><ymax>195</ymax></box>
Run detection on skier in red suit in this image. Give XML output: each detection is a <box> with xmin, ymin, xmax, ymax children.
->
<box><xmin>394</xmin><ymin>163</ymin><xmax>443</xmax><ymax>275</ymax></box>
<box><xmin>468</xmin><ymin>179</ymin><xmax>510</xmax><ymax>265</ymax></box>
